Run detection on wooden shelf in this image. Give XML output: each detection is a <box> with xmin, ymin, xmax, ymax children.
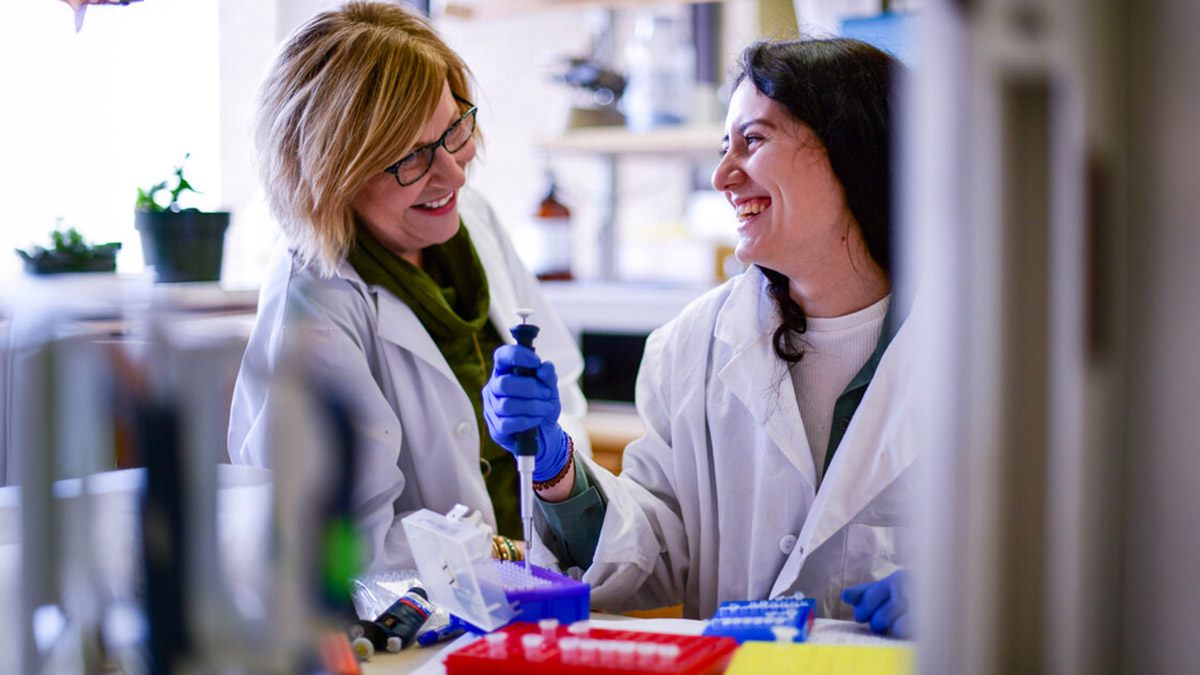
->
<box><xmin>444</xmin><ymin>0</ymin><xmax>725</xmax><ymax>20</ymax></box>
<box><xmin>538</xmin><ymin>124</ymin><xmax>724</xmax><ymax>157</ymax></box>
<box><xmin>534</xmin><ymin>123</ymin><xmax>723</xmax><ymax>278</ymax></box>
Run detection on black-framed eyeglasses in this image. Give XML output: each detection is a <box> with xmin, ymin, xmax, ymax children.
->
<box><xmin>383</xmin><ymin>100</ymin><xmax>477</xmax><ymax>187</ymax></box>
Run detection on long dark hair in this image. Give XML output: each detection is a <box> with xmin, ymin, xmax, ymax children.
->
<box><xmin>732</xmin><ymin>38</ymin><xmax>899</xmax><ymax>362</ymax></box>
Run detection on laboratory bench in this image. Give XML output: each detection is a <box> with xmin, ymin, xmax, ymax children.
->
<box><xmin>362</xmin><ymin>614</ymin><xmax>910</xmax><ymax>674</ymax></box>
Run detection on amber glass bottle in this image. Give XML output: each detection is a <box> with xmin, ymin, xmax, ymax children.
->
<box><xmin>531</xmin><ymin>172</ymin><xmax>573</xmax><ymax>281</ymax></box>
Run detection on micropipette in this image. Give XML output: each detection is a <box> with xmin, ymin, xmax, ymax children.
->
<box><xmin>509</xmin><ymin>308</ymin><xmax>540</xmax><ymax>571</ymax></box>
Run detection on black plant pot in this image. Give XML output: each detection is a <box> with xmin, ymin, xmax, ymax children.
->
<box><xmin>135</xmin><ymin>209</ymin><xmax>230</xmax><ymax>283</ymax></box>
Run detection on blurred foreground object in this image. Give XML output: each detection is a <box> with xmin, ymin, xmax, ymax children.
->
<box><xmin>0</xmin><ymin>275</ymin><xmax>367</xmax><ymax>672</ymax></box>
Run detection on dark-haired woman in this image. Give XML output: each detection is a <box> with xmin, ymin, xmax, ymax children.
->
<box><xmin>482</xmin><ymin>38</ymin><xmax>916</xmax><ymax>636</ymax></box>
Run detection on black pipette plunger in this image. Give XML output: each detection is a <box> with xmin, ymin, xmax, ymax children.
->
<box><xmin>510</xmin><ymin>309</ymin><xmax>540</xmax><ymax>569</ymax></box>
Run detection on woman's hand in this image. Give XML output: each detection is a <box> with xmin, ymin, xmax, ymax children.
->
<box><xmin>840</xmin><ymin>569</ymin><xmax>913</xmax><ymax>637</ymax></box>
<box><xmin>482</xmin><ymin>345</ymin><xmax>571</xmax><ymax>483</ymax></box>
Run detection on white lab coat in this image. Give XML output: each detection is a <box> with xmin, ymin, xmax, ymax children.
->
<box><xmin>532</xmin><ymin>266</ymin><xmax>918</xmax><ymax>620</ymax></box>
<box><xmin>229</xmin><ymin>188</ymin><xmax>589</xmax><ymax>572</ymax></box>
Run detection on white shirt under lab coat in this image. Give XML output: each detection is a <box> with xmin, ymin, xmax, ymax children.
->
<box><xmin>532</xmin><ymin>266</ymin><xmax>917</xmax><ymax>620</ymax></box>
<box><xmin>228</xmin><ymin>188</ymin><xmax>589</xmax><ymax>572</ymax></box>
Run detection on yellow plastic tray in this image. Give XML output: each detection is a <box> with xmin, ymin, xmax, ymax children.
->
<box><xmin>726</xmin><ymin>642</ymin><xmax>914</xmax><ymax>675</ymax></box>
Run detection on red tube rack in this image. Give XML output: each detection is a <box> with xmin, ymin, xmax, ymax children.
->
<box><xmin>445</xmin><ymin>622</ymin><xmax>738</xmax><ymax>675</ymax></box>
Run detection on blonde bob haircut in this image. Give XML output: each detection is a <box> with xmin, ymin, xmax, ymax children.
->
<box><xmin>256</xmin><ymin>1</ymin><xmax>474</xmax><ymax>277</ymax></box>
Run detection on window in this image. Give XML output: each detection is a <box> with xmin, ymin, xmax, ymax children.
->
<box><xmin>0</xmin><ymin>1</ymin><xmax>222</xmax><ymax>277</ymax></box>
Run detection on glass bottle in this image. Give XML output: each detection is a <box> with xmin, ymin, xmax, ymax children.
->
<box><xmin>530</xmin><ymin>172</ymin><xmax>573</xmax><ymax>281</ymax></box>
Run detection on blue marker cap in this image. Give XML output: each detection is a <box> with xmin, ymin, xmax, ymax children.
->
<box><xmin>417</xmin><ymin>618</ymin><xmax>466</xmax><ymax>647</ymax></box>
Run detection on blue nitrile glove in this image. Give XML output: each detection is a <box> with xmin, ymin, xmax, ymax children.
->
<box><xmin>482</xmin><ymin>344</ymin><xmax>570</xmax><ymax>482</ymax></box>
<box><xmin>840</xmin><ymin>569</ymin><xmax>913</xmax><ymax>638</ymax></box>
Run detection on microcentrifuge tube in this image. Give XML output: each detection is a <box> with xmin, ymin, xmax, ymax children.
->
<box><xmin>522</xmin><ymin>633</ymin><xmax>544</xmax><ymax>650</ymax></box>
<box><xmin>656</xmin><ymin>643</ymin><xmax>681</xmax><ymax>661</ymax></box>
<box><xmin>521</xmin><ymin>633</ymin><xmax>547</xmax><ymax>662</ymax></box>
<box><xmin>636</xmin><ymin>642</ymin><xmax>658</xmax><ymax>659</ymax></box>
<box><xmin>559</xmin><ymin>637</ymin><xmax>579</xmax><ymax>665</ymax></box>
<box><xmin>485</xmin><ymin>631</ymin><xmax>508</xmax><ymax>657</ymax></box>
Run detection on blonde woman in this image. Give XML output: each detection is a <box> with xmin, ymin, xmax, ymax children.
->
<box><xmin>228</xmin><ymin>1</ymin><xmax>588</xmax><ymax>572</ymax></box>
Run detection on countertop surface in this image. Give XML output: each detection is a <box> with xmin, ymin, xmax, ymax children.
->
<box><xmin>361</xmin><ymin>614</ymin><xmax>906</xmax><ymax>673</ymax></box>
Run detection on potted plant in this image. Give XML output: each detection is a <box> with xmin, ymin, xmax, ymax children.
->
<box><xmin>135</xmin><ymin>154</ymin><xmax>230</xmax><ymax>283</ymax></box>
<box><xmin>15</xmin><ymin>222</ymin><xmax>121</xmax><ymax>275</ymax></box>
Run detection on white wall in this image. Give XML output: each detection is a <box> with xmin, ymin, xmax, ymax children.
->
<box><xmin>214</xmin><ymin>0</ymin><xmax>342</xmax><ymax>288</ymax></box>
<box><xmin>0</xmin><ymin>1</ymin><xmax>881</xmax><ymax>287</ymax></box>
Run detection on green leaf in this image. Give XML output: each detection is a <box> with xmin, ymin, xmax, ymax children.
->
<box><xmin>138</xmin><ymin>154</ymin><xmax>205</xmax><ymax>213</ymax></box>
<box><xmin>136</xmin><ymin>180</ymin><xmax>170</xmax><ymax>212</ymax></box>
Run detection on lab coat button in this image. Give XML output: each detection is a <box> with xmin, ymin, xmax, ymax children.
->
<box><xmin>779</xmin><ymin>534</ymin><xmax>798</xmax><ymax>555</ymax></box>
<box><xmin>455</xmin><ymin>421</ymin><xmax>471</xmax><ymax>438</ymax></box>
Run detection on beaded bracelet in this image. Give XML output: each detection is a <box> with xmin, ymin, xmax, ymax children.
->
<box><xmin>492</xmin><ymin>535</ymin><xmax>523</xmax><ymax>562</ymax></box>
<box><xmin>533</xmin><ymin>435</ymin><xmax>575</xmax><ymax>491</ymax></box>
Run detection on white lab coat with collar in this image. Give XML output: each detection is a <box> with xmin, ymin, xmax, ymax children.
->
<box><xmin>228</xmin><ymin>188</ymin><xmax>589</xmax><ymax>573</ymax></box>
<box><xmin>532</xmin><ymin>266</ymin><xmax>918</xmax><ymax>620</ymax></box>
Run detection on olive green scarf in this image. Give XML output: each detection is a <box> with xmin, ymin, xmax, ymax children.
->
<box><xmin>347</xmin><ymin>224</ymin><xmax>519</xmax><ymax>538</ymax></box>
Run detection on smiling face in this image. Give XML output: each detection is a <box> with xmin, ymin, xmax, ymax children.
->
<box><xmin>712</xmin><ymin>79</ymin><xmax>857</xmax><ymax>280</ymax></box>
<box><xmin>350</xmin><ymin>81</ymin><xmax>476</xmax><ymax>266</ymax></box>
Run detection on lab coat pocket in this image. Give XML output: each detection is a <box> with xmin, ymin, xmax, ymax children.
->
<box><xmin>842</xmin><ymin>522</ymin><xmax>912</xmax><ymax>590</ymax></box>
